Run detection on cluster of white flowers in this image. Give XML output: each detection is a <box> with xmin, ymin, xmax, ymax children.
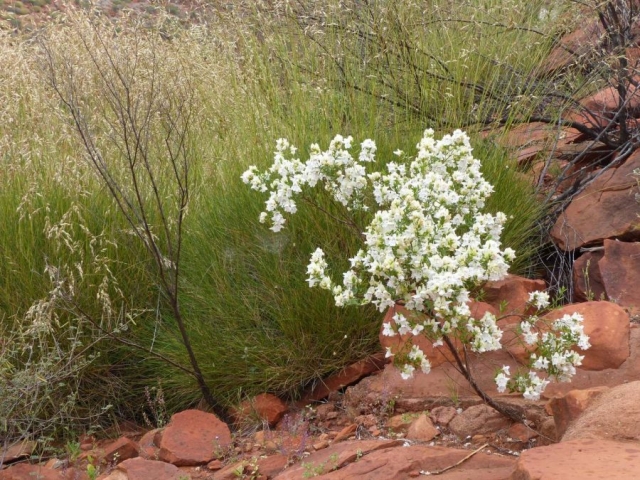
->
<box><xmin>243</xmin><ymin>129</ymin><xmax>590</xmax><ymax>400</ymax></box>
<box><xmin>241</xmin><ymin>135</ymin><xmax>374</xmax><ymax>232</ymax></box>
<box><xmin>494</xmin><ymin>293</ymin><xmax>590</xmax><ymax>400</ymax></box>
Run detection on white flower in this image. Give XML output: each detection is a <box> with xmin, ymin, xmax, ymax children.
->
<box><xmin>495</xmin><ymin>366</ymin><xmax>510</xmax><ymax>393</ymax></box>
<box><xmin>400</xmin><ymin>364</ymin><xmax>415</xmax><ymax>380</ymax></box>
<box><xmin>520</xmin><ymin>321</ymin><xmax>539</xmax><ymax>346</ymax></box>
<box><xmin>382</xmin><ymin>322</ymin><xmax>396</xmax><ymax>337</ymax></box>
<box><xmin>528</xmin><ymin>291</ymin><xmax>550</xmax><ymax>310</ymax></box>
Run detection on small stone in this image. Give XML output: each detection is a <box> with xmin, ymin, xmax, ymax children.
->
<box><xmin>354</xmin><ymin>414</ymin><xmax>377</xmax><ymax>428</ymax></box>
<box><xmin>207</xmin><ymin>459</ymin><xmax>223</xmax><ymax>470</ymax></box>
<box><xmin>100</xmin><ymin>436</ymin><xmax>139</xmax><ymax>465</ymax></box>
<box><xmin>256</xmin><ymin>454</ymin><xmax>288</xmax><ymax>478</ymax></box>
<box><xmin>298</xmin><ymin>353</ymin><xmax>387</xmax><ymax>403</ymax></box>
<box><xmin>313</xmin><ymin>440</ymin><xmax>330</xmax><ymax>450</ymax></box>
<box><xmin>449</xmin><ymin>405</ymin><xmax>511</xmax><ymax>440</ymax></box>
<box><xmin>253</xmin><ymin>430</ymin><xmax>266</xmax><ymax>444</ymax></box>
<box><xmin>316</xmin><ymin>403</ymin><xmax>335</xmax><ymax>420</ymax></box>
<box><xmin>333</xmin><ymin>424</ymin><xmax>357</xmax><ymax>443</ymax></box>
<box><xmin>233</xmin><ymin>393</ymin><xmax>288</xmax><ymax>428</ymax></box>
<box><xmin>138</xmin><ymin>429</ymin><xmax>160</xmax><ymax>449</ymax></box>
<box><xmin>264</xmin><ymin>440</ymin><xmax>278</xmax><ymax>452</ymax></box>
<box><xmin>386</xmin><ymin>414</ymin><xmax>414</xmax><ymax>434</ymax></box>
<box><xmin>406</xmin><ymin>414</ymin><xmax>439</xmax><ymax>442</ymax></box>
<box><xmin>1</xmin><ymin>441</ymin><xmax>36</xmax><ymax>463</ymax></box>
<box><xmin>430</xmin><ymin>406</ymin><xmax>457</xmax><ymax>427</ymax></box>
<box><xmin>508</xmin><ymin>423</ymin><xmax>538</xmax><ymax>442</ymax></box>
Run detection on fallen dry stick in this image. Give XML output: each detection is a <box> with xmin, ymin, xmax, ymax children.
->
<box><xmin>424</xmin><ymin>443</ymin><xmax>489</xmax><ymax>476</ymax></box>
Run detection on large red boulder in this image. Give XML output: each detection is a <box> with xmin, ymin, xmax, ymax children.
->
<box><xmin>550</xmin><ymin>149</ymin><xmax>640</xmax><ymax>251</ymax></box>
<box><xmin>513</xmin><ymin>439</ymin><xmax>640</xmax><ymax>479</ymax></box>
<box><xmin>542</xmin><ymin>302</ymin><xmax>630</xmax><ymax>371</ymax></box>
<box><xmin>572</xmin><ymin>250</ymin><xmax>606</xmax><ymax>302</ymax></box>
<box><xmin>599</xmin><ymin>240</ymin><xmax>640</xmax><ymax>313</ymax></box>
<box><xmin>546</xmin><ymin>386</ymin><xmax>609</xmax><ymax>438</ymax></box>
<box><xmin>483</xmin><ymin>274</ymin><xmax>546</xmax><ymax>324</ymax></box>
<box><xmin>541</xmin><ymin>19</ymin><xmax>603</xmax><ymax>74</ymax></box>
<box><xmin>562</xmin><ymin>381</ymin><xmax>640</xmax><ymax>442</ymax></box>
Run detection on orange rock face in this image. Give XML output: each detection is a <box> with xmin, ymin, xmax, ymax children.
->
<box><xmin>550</xmin><ymin>149</ymin><xmax>640</xmax><ymax>251</ymax></box>
<box><xmin>547</xmin><ymin>386</ymin><xmax>610</xmax><ymax>438</ymax></box>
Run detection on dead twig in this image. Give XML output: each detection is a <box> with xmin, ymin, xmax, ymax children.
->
<box><xmin>423</xmin><ymin>443</ymin><xmax>489</xmax><ymax>476</ymax></box>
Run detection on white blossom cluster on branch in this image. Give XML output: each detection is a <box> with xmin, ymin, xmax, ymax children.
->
<box><xmin>243</xmin><ymin>129</ymin><xmax>589</xmax><ymax>400</ymax></box>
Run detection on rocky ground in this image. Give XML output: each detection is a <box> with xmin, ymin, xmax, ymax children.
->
<box><xmin>4</xmin><ymin>4</ymin><xmax>640</xmax><ymax>480</ymax></box>
<box><xmin>2</xmin><ymin>271</ymin><xmax>640</xmax><ymax>479</ymax></box>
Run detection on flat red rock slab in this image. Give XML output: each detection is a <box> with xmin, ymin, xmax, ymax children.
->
<box><xmin>513</xmin><ymin>439</ymin><xmax>640</xmax><ymax>479</ymax></box>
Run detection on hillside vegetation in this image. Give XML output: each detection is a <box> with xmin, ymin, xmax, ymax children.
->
<box><xmin>0</xmin><ymin>0</ymin><xmax>590</xmax><ymax>451</ymax></box>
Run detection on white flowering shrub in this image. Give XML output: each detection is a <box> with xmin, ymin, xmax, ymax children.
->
<box><xmin>243</xmin><ymin>129</ymin><xmax>590</xmax><ymax>401</ymax></box>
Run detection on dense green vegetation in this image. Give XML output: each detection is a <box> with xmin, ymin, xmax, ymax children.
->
<box><xmin>0</xmin><ymin>0</ymin><xmax>585</xmax><ymax>450</ymax></box>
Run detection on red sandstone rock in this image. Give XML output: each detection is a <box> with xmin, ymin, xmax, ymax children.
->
<box><xmin>234</xmin><ymin>393</ymin><xmax>288</xmax><ymax>428</ymax></box>
<box><xmin>568</xmin><ymin>81</ymin><xmax>640</xmax><ymax>130</ymax></box>
<box><xmin>499</xmin><ymin>122</ymin><xmax>556</xmax><ymax>165</ymax></box>
<box><xmin>272</xmin><ymin>440</ymin><xmax>404</xmax><ymax>480</ymax></box>
<box><xmin>0</xmin><ymin>440</ymin><xmax>35</xmax><ymax>464</ymax></box>
<box><xmin>99</xmin><ymin>436</ymin><xmax>139</xmax><ymax>465</ymax></box>
<box><xmin>406</xmin><ymin>414</ymin><xmax>439</xmax><ymax>442</ymax></box>
<box><xmin>599</xmin><ymin>240</ymin><xmax>640</xmax><ymax>313</ymax></box>
<box><xmin>448</xmin><ymin>404</ymin><xmax>511</xmax><ymax>440</ymax></box>
<box><xmin>295</xmin><ymin>444</ymin><xmax>516</xmax><ymax>480</ymax></box>
<box><xmin>572</xmin><ymin>250</ymin><xmax>606</xmax><ymax>302</ymax></box>
<box><xmin>255</xmin><ymin>454</ymin><xmax>288</xmax><ymax>478</ymax></box>
<box><xmin>542</xmin><ymin>301</ymin><xmax>630</xmax><ymax>370</ymax></box>
<box><xmin>550</xmin><ymin>149</ymin><xmax>640</xmax><ymax>251</ymax></box>
<box><xmin>508</xmin><ymin>423</ymin><xmax>538</xmax><ymax>443</ymax></box>
<box><xmin>111</xmin><ymin>457</ymin><xmax>183</xmax><ymax>480</ymax></box>
<box><xmin>546</xmin><ymin>386</ymin><xmax>609</xmax><ymax>438</ymax></box>
<box><xmin>430</xmin><ymin>406</ymin><xmax>457</xmax><ymax>427</ymax></box>
<box><xmin>562</xmin><ymin>381</ymin><xmax>640</xmax><ymax>442</ymax></box>
<box><xmin>541</xmin><ymin>19</ymin><xmax>604</xmax><ymax>74</ymax></box>
<box><xmin>158</xmin><ymin>410</ymin><xmax>231</xmax><ymax>467</ymax></box>
<box><xmin>385</xmin><ymin>414</ymin><xmax>413</xmax><ymax>434</ymax></box>
<box><xmin>333</xmin><ymin>424</ymin><xmax>357</xmax><ymax>443</ymax></box>
<box><xmin>504</xmin><ymin>301</ymin><xmax>630</xmax><ymax>370</ymax></box>
<box><xmin>483</xmin><ymin>275</ymin><xmax>546</xmax><ymax>324</ymax></box>
<box><xmin>0</xmin><ymin>464</ymin><xmax>83</xmax><ymax>480</ymax></box>
<box><xmin>298</xmin><ymin>353</ymin><xmax>387</xmax><ymax>404</ymax></box>
<box><xmin>512</xmin><ymin>439</ymin><xmax>640</xmax><ymax>479</ymax></box>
